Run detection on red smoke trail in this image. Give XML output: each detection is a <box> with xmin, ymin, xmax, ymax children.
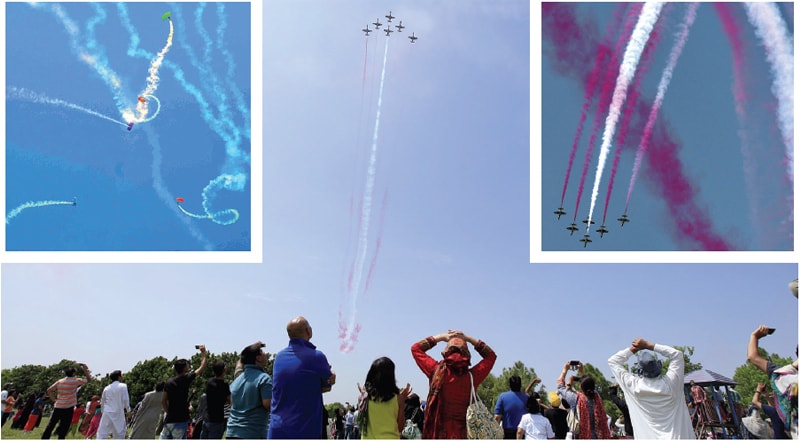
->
<box><xmin>364</xmin><ymin>188</ymin><xmax>388</xmax><ymax>294</ymax></box>
<box><xmin>602</xmin><ymin>5</ymin><xmax>665</xmax><ymax>224</ymax></box>
<box><xmin>571</xmin><ymin>3</ymin><xmax>640</xmax><ymax>222</ymax></box>
<box><xmin>560</xmin><ymin>3</ymin><xmax>628</xmax><ymax>208</ymax></box>
<box><xmin>543</xmin><ymin>3</ymin><xmax>734</xmax><ymax>250</ymax></box>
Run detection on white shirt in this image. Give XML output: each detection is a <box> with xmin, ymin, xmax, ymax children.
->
<box><xmin>517</xmin><ymin>413</ymin><xmax>554</xmax><ymax>440</ymax></box>
<box><xmin>608</xmin><ymin>344</ymin><xmax>694</xmax><ymax>439</ymax></box>
<box><xmin>100</xmin><ymin>381</ymin><xmax>130</xmax><ymax>415</ymax></box>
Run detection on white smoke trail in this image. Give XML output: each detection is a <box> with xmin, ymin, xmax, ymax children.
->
<box><xmin>586</xmin><ymin>1</ymin><xmax>665</xmax><ymax>232</ymax></box>
<box><xmin>7</xmin><ymin>200</ymin><xmax>75</xmax><ymax>225</ymax></box>
<box><xmin>8</xmin><ymin>86</ymin><xmax>128</xmax><ymax>127</ymax></box>
<box><xmin>342</xmin><ymin>37</ymin><xmax>389</xmax><ymax>352</ymax></box>
<box><xmin>743</xmin><ymin>2</ymin><xmax>794</xmax><ymax>178</ymax></box>
<box><xmin>626</xmin><ymin>3</ymin><xmax>699</xmax><ymax>206</ymax></box>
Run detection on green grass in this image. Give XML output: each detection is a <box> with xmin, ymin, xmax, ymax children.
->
<box><xmin>0</xmin><ymin>422</ymin><xmax>84</xmax><ymax>440</ymax></box>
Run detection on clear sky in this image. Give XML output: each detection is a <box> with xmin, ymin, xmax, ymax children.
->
<box><xmin>5</xmin><ymin>2</ymin><xmax>252</xmax><ymax>251</ymax></box>
<box><xmin>540</xmin><ymin>3</ymin><xmax>794</xmax><ymax>251</ymax></box>
<box><xmin>1</xmin><ymin>0</ymin><xmax>798</xmax><ymax>410</ymax></box>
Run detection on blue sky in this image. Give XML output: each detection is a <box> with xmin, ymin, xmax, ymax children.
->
<box><xmin>5</xmin><ymin>2</ymin><xmax>252</xmax><ymax>252</ymax></box>
<box><xmin>539</xmin><ymin>3</ymin><xmax>794</xmax><ymax>252</ymax></box>
<box><xmin>1</xmin><ymin>1</ymin><xmax>798</xmax><ymax>408</ymax></box>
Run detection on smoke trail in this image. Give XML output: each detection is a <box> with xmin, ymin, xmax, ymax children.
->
<box><xmin>625</xmin><ymin>3</ymin><xmax>699</xmax><ymax>210</ymax></box>
<box><xmin>363</xmin><ymin>189</ymin><xmax>388</xmax><ymax>294</ymax></box>
<box><xmin>572</xmin><ymin>4</ymin><xmax>644</xmax><ymax>222</ymax></box>
<box><xmin>601</xmin><ymin>4</ymin><xmax>666</xmax><ymax>224</ymax></box>
<box><xmin>6</xmin><ymin>200</ymin><xmax>75</xmax><ymax>225</ymax></box>
<box><xmin>743</xmin><ymin>3</ymin><xmax>794</xmax><ymax>178</ymax></box>
<box><xmin>131</xmin><ymin>16</ymin><xmax>174</xmax><ymax>123</ymax></box>
<box><xmin>585</xmin><ymin>1</ymin><xmax>664</xmax><ymax>232</ymax></box>
<box><xmin>543</xmin><ymin>3</ymin><xmax>733</xmax><ymax>249</ymax></box>
<box><xmin>7</xmin><ymin>86</ymin><xmax>128</xmax><ymax>127</ymax></box>
<box><xmin>340</xmin><ymin>37</ymin><xmax>390</xmax><ymax>353</ymax></box>
<box><xmin>560</xmin><ymin>3</ymin><xmax>629</xmax><ymax>208</ymax></box>
<box><xmin>216</xmin><ymin>3</ymin><xmax>251</xmax><ymax>138</ymax></box>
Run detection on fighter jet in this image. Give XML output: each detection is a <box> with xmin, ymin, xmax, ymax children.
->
<box><xmin>362</xmin><ymin>25</ymin><xmax>372</xmax><ymax>36</ymax></box>
<box><xmin>127</xmin><ymin>122</ymin><xmax>135</xmax><ymax>131</ymax></box>
<box><xmin>617</xmin><ymin>213</ymin><xmax>630</xmax><ymax>227</ymax></box>
<box><xmin>566</xmin><ymin>223</ymin><xmax>579</xmax><ymax>236</ymax></box>
<box><xmin>373</xmin><ymin>19</ymin><xmax>383</xmax><ymax>29</ymax></box>
<box><xmin>582</xmin><ymin>218</ymin><xmax>596</xmax><ymax>226</ymax></box>
<box><xmin>596</xmin><ymin>225</ymin><xmax>608</xmax><ymax>238</ymax></box>
<box><xmin>395</xmin><ymin>21</ymin><xmax>405</xmax><ymax>32</ymax></box>
<box><xmin>554</xmin><ymin>207</ymin><xmax>566</xmax><ymax>220</ymax></box>
<box><xmin>384</xmin><ymin>27</ymin><xmax>393</xmax><ymax>36</ymax></box>
<box><xmin>385</xmin><ymin>11</ymin><xmax>395</xmax><ymax>22</ymax></box>
<box><xmin>72</xmin><ymin>197</ymin><xmax>77</xmax><ymax>206</ymax></box>
<box><xmin>580</xmin><ymin>234</ymin><xmax>592</xmax><ymax>248</ymax></box>
<box><xmin>408</xmin><ymin>32</ymin><xmax>418</xmax><ymax>43</ymax></box>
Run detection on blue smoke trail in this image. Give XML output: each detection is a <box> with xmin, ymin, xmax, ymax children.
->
<box><xmin>216</xmin><ymin>3</ymin><xmax>251</xmax><ymax>138</ymax></box>
<box><xmin>7</xmin><ymin>200</ymin><xmax>75</xmax><ymax>225</ymax></box>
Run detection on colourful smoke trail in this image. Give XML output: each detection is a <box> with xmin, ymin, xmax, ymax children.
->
<box><xmin>131</xmin><ymin>17</ymin><xmax>174</xmax><ymax>123</ymax></box>
<box><xmin>6</xmin><ymin>200</ymin><xmax>75</xmax><ymax>225</ymax></box>
<box><xmin>586</xmin><ymin>1</ymin><xmax>664</xmax><ymax>232</ymax></box>
<box><xmin>743</xmin><ymin>2</ymin><xmax>794</xmax><ymax>179</ymax></box>
<box><xmin>340</xmin><ymin>37</ymin><xmax>390</xmax><ymax>353</ymax></box>
<box><xmin>542</xmin><ymin>3</ymin><xmax>733</xmax><ymax>249</ymax></box>
<box><xmin>625</xmin><ymin>3</ymin><xmax>699</xmax><ymax>211</ymax></box>
<box><xmin>601</xmin><ymin>4</ymin><xmax>665</xmax><ymax>224</ymax></box>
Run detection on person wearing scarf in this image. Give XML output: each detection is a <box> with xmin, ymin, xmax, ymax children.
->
<box><xmin>575</xmin><ymin>377</ymin><xmax>610</xmax><ymax>440</ymax></box>
<box><xmin>411</xmin><ymin>330</ymin><xmax>496</xmax><ymax>439</ymax></box>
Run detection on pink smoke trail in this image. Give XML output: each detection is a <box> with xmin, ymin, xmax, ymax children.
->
<box><xmin>626</xmin><ymin>3</ymin><xmax>699</xmax><ymax>211</ymax></box>
<box><xmin>559</xmin><ymin>3</ymin><xmax>628</xmax><ymax>208</ymax></box>
<box><xmin>601</xmin><ymin>4</ymin><xmax>666</xmax><ymax>224</ymax></box>
<box><xmin>586</xmin><ymin>1</ymin><xmax>665</xmax><ymax>232</ymax></box>
<box><xmin>571</xmin><ymin>4</ymin><xmax>641</xmax><ymax>222</ymax></box>
<box><xmin>364</xmin><ymin>189</ymin><xmax>388</xmax><ymax>294</ymax></box>
<box><xmin>542</xmin><ymin>2</ymin><xmax>734</xmax><ymax>250</ymax></box>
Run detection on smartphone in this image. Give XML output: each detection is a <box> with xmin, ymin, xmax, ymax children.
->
<box><xmin>195</xmin><ymin>344</ymin><xmax>202</xmax><ymax>349</ymax></box>
<box><xmin>569</xmin><ymin>360</ymin><xmax>580</xmax><ymax>366</ymax></box>
<box><xmin>766</xmin><ymin>328</ymin><xmax>776</xmax><ymax>335</ymax></box>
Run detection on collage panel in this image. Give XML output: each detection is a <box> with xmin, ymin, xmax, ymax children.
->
<box><xmin>533</xmin><ymin>2</ymin><xmax>795</xmax><ymax>259</ymax></box>
<box><xmin>1</xmin><ymin>263</ymin><xmax>797</xmax><ymax>439</ymax></box>
<box><xmin>3</xmin><ymin>2</ymin><xmax>263</xmax><ymax>262</ymax></box>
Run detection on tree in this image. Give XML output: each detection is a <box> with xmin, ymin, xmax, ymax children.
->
<box><xmin>478</xmin><ymin>361</ymin><xmax>542</xmax><ymax>411</ymax></box>
<box><xmin>733</xmin><ymin>347</ymin><xmax>793</xmax><ymax>406</ymax></box>
<box><xmin>673</xmin><ymin>345</ymin><xmax>703</xmax><ymax>374</ymax></box>
<box><xmin>124</xmin><ymin>356</ymin><xmax>174</xmax><ymax>407</ymax></box>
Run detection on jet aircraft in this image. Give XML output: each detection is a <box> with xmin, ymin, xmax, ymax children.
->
<box><xmin>554</xmin><ymin>207</ymin><xmax>566</xmax><ymax>220</ymax></box>
<box><xmin>362</xmin><ymin>26</ymin><xmax>372</xmax><ymax>36</ymax></box>
<box><xmin>395</xmin><ymin>21</ymin><xmax>405</xmax><ymax>32</ymax></box>
<box><xmin>384</xmin><ymin>27</ymin><xmax>393</xmax><ymax>36</ymax></box>
<box><xmin>385</xmin><ymin>11</ymin><xmax>395</xmax><ymax>22</ymax></box>
<box><xmin>127</xmin><ymin>122</ymin><xmax>135</xmax><ymax>131</ymax></box>
<box><xmin>72</xmin><ymin>197</ymin><xmax>77</xmax><ymax>206</ymax></box>
<box><xmin>566</xmin><ymin>223</ymin><xmax>579</xmax><ymax>236</ymax></box>
<box><xmin>408</xmin><ymin>32</ymin><xmax>418</xmax><ymax>43</ymax></box>
<box><xmin>580</xmin><ymin>234</ymin><xmax>592</xmax><ymax>248</ymax></box>
<box><xmin>596</xmin><ymin>225</ymin><xmax>608</xmax><ymax>238</ymax></box>
<box><xmin>373</xmin><ymin>19</ymin><xmax>382</xmax><ymax>29</ymax></box>
<box><xmin>617</xmin><ymin>213</ymin><xmax>630</xmax><ymax>227</ymax></box>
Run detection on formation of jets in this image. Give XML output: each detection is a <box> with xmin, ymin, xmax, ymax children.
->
<box><xmin>553</xmin><ymin>207</ymin><xmax>632</xmax><ymax>248</ymax></box>
<box><xmin>364</xmin><ymin>11</ymin><xmax>418</xmax><ymax>43</ymax></box>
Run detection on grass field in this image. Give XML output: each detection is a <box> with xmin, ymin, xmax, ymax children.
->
<box><xmin>0</xmin><ymin>423</ymin><xmax>84</xmax><ymax>440</ymax></box>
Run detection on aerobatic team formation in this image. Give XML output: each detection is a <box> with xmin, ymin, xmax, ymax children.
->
<box><xmin>337</xmin><ymin>11</ymin><xmax>418</xmax><ymax>353</ymax></box>
<box><xmin>545</xmin><ymin>2</ymin><xmax>793</xmax><ymax>250</ymax></box>
<box><xmin>6</xmin><ymin>3</ymin><xmax>250</xmax><ymax>250</ymax></box>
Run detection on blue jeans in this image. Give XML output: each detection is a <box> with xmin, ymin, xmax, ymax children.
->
<box><xmin>160</xmin><ymin>422</ymin><xmax>188</xmax><ymax>439</ymax></box>
<box><xmin>200</xmin><ymin>421</ymin><xmax>226</xmax><ymax>439</ymax></box>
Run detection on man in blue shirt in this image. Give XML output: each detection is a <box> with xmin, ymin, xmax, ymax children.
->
<box><xmin>268</xmin><ymin>316</ymin><xmax>336</xmax><ymax>439</ymax></box>
<box><xmin>226</xmin><ymin>342</ymin><xmax>272</xmax><ymax>439</ymax></box>
<box><xmin>494</xmin><ymin>375</ymin><xmax>529</xmax><ymax>439</ymax></box>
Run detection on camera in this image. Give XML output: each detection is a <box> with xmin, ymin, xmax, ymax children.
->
<box><xmin>195</xmin><ymin>345</ymin><xmax>202</xmax><ymax>349</ymax></box>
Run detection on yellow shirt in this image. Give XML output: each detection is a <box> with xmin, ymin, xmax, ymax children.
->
<box><xmin>363</xmin><ymin>395</ymin><xmax>399</xmax><ymax>439</ymax></box>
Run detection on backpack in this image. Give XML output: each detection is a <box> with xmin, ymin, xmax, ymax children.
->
<box><xmin>566</xmin><ymin>406</ymin><xmax>580</xmax><ymax>438</ymax></box>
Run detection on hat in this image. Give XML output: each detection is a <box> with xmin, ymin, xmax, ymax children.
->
<box><xmin>636</xmin><ymin>351</ymin><xmax>663</xmax><ymax>378</ymax></box>
<box><xmin>444</xmin><ymin>337</ymin><xmax>470</xmax><ymax>359</ymax></box>
<box><xmin>548</xmin><ymin>391</ymin><xmax>561</xmax><ymax>407</ymax></box>
<box><xmin>742</xmin><ymin>413</ymin><xmax>772</xmax><ymax>439</ymax></box>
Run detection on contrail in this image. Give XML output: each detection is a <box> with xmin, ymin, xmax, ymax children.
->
<box><xmin>586</xmin><ymin>1</ymin><xmax>664</xmax><ymax>232</ymax></box>
<box><xmin>132</xmin><ymin>16</ymin><xmax>174</xmax><ymax>123</ymax></box>
<box><xmin>341</xmin><ymin>36</ymin><xmax>390</xmax><ymax>353</ymax></box>
<box><xmin>625</xmin><ymin>3</ymin><xmax>699</xmax><ymax>211</ymax></box>
<box><xmin>6</xmin><ymin>200</ymin><xmax>75</xmax><ymax>225</ymax></box>
<box><xmin>743</xmin><ymin>2</ymin><xmax>794</xmax><ymax>179</ymax></box>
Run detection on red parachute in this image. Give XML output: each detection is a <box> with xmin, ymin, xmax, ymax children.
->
<box><xmin>176</xmin><ymin>197</ymin><xmax>185</xmax><ymax>203</ymax></box>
